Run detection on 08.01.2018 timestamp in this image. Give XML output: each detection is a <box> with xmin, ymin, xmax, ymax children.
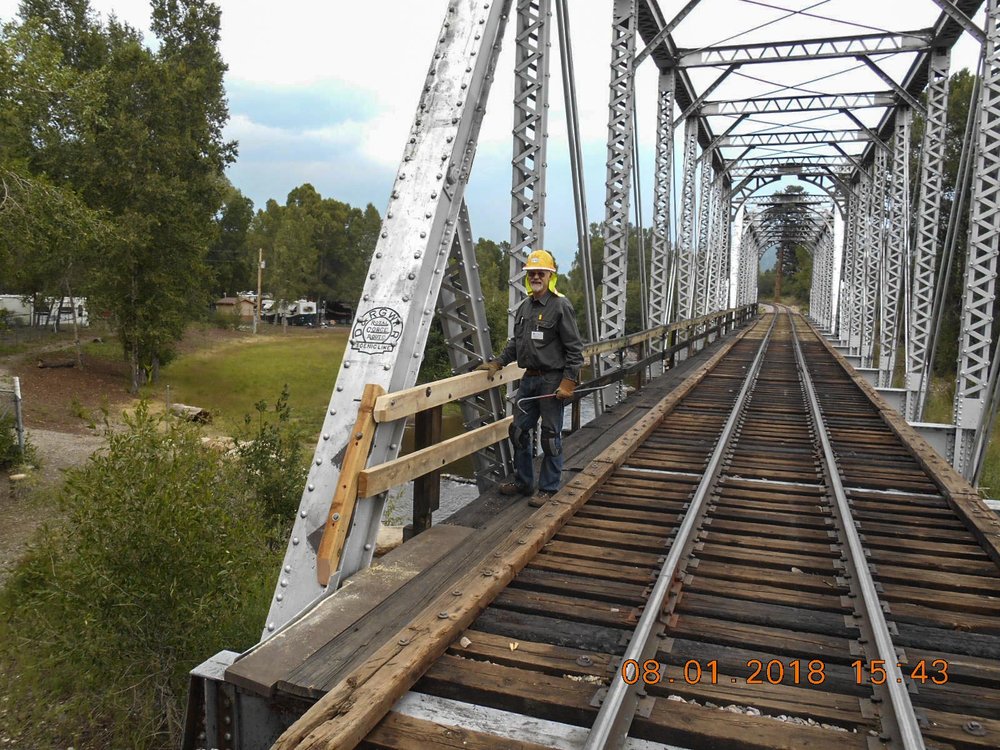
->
<box><xmin>619</xmin><ymin>658</ymin><xmax>950</xmax><ymax>686</ymax></box>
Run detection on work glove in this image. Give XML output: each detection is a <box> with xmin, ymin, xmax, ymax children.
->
<box><xmin>554</xmin><ymin>378</ymin><xmax>577</xmax><ymax>400</ymax></box>
<box><xmin>476</xmin><ymin>360</ymin><xmax>503</xmax><ymax>380</ymax></box>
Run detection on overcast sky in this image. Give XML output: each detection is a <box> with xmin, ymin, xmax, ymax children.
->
<box><xmin>0</xmin><ymin>1</ymin><xmax>987</xmax><ymax>270</ymax></box>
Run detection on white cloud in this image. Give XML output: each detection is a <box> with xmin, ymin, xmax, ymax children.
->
<box><xmin>0</xmin><ymin>0</ymin><xmax>991</xmax><ymax>254</ymax></box>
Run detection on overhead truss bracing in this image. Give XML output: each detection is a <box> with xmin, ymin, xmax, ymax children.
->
<box><xmin>702</xmin><ymin>92</ymin><xmax>896</xmax><ymax>116</ymax></box>
<box><xmin>250</xmin><ymin>0</ymin><xmax>1000</xmax><ymax>649</ymax></box>
<box><xmin>721</xmin><ymin>130</ymin><xmax>872</xmax><ymax>147</ymax></box>
<box><xmin>676</xmin><ymin>30</ymin><xmax>932</xmax><ymax>68</ymax></box>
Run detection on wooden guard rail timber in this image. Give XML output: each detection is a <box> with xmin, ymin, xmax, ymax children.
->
<box><xmin>314</xmin><ymin>305</ymin><xmax>756</xmax><ymax>587</ymax></box>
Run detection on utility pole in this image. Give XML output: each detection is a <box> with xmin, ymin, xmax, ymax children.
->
<box><xmin>255</xmin><ymin>248</ymin><xmax>264</xmax><ymax>334</ymax></box>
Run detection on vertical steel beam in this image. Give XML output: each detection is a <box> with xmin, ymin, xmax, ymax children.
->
<box><xmin>823</xmin><ymin>228</ymin><xmax>836</xmax><ymax>329</ymax></box>
<box><xmin>438</xmin><ymin>202</ymin><xmax>514</xmax><ymax>488</ymax></box>
<box><xmin>599</xmin><ymin>0</ymin><xmax>637</xmax><ymax>343</ymax></box>
<box><xmin>839</xmin><ymin>187</ymin><xmax>858</xmax><ymax>344</ymax></box>
<box><xmin>847</xmin><ymin>176</ymin><xmax>867</xmax><ymax>354</ymax></box>
<box><xmin>508</xmin><ymin>0</ymin><xmax>552</xmax><ymax>333</ymax></box>
<box><xmin>264</xmin><ymin>0</ymin><xmax>514</xmax><ymax>637</ymax></box>
<box><xmin>907</xmin><ymin>50</ymin><xmax>951</xmax><ymax>419</ymax></box>
<box><xmin>879</xmin><ymin>107</ymin><xmax>911</xmax><ymax>387</ymax></box>
<box><xmin>810</xmin><ymin>229</ymin><xmax>826</xmax><ymax>326</ymax></box>
<box><xmin>822</xmin><ymin>226</ymin><xmax>837</xmax><ymax>329</ymax></box>
<box><xmin>648</xmin><ymin>71</ymin><xmax>675</xmax><ymax>333</ymax></box>
<box><xmin>955</xmin><ymin>0</ymin><xmax>1000</xmax><ymax>477</ymax></box>
<box><xmin>861</xmin><ymin>154</ymin><xmax>885</xmax><ymax>368</ymax></box>
<box><xmin>676</xmin><ymin>117</ymin><xmax>700</xmax><ymax>320</ymax></box>
<box><xmin>695</xmin><ymin>158</ymin><xmax>714</xmax><ymax>319</ymax></box>
<box><xmin>710</xmin><ymin>179</ymin><xmax>730</xmax><ymax>313</ymax></box>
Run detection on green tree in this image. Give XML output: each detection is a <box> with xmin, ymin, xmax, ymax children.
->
<box><xmin>207</xmin><ymin>181</ymin><xmax>255</xmax><ymax>296</ymax></box>
<box><xmin>246</xmin><ymin>186</ymin><xmax>381</xmax><ymax>309</ymax></box>
<box><xmin>83</xmin><ymin>2</ymin><xmax>234</xmax><ymax>388</ymax></box>
<box><xmin>0</xmin><ymin>18</ymin><xmax>112</xmax><ymax>359</ymax></box>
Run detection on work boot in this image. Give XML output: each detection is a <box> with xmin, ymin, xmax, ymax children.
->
<box><xmin>499</xmin><ymin>481</ymin><xmax>529</xmax><ymax>496</ymax></box>
<box><xmin>529</xmin><ymin>490</ymin><xmax>556</xmax><ymax>508</ymax></box>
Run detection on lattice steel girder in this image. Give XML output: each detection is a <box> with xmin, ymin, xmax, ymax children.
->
<box><xmin>438</xmin><ymin>202</ymin><xmax>513</xmax><ymax>486</ymax></box>
<box><xmin>731</xmin><ymin>176</ymin><xmax>782</xmax><ymax>212</ymax></box>
<box><xmin>703</xmin><ymin>92</ymin><xmax>895</xmax><ymax>116</ymax></box>
<box><xmin>744</xmin><ymin>195</ymin><xmax>837</xmax><ymax>207</ymax></box>
<box><xmin>878</xmin><ymin>108</ymin><xmax>911</xmax><ymax>388</ymax></box>
<box><xmin>710</xmin><ymin>179</ymin><xmax>730</xmax><ymax>312</ymax></box>
<box><xmin>728</xmin><ymin>164</ymin><xmax>855</xmax><ymax>181</ymax></box>
<box><xmin>648</xmin><ymin>70</ymin><xmax>675</xmax><ymax>331</ymax></box>
<box><xmin>695</xmin><ymin>158</ymin><xmax>714</xmax><ymax>319</ymax></box>
<box><xmin>812</xmin><ymin>230</ymin><xmax>835</xmax><ymax>329</ymax></box>
<box><xmin>861</xmin><ymin>150</ymin><xmax>887</xmax><ymax>368</ymax></box>
<box><xmin>753</xmin><ymin>228</ymin><xmax>830</xmax><ymax>244</ymax></box>
<box><xmin>839</xmin><ymin>189</ymin><xmax>859</xmax><ymax>344</ymax></box>
<box><xmin>906</xmin><ymin>49</ymin><xmax>950</xmax><ymax>420</ymax></box>
<box><xmin>676</xmin><ymin>117</ymin><xmax>700</xmax><ymax>320</ymax></box>
<box><xmin>847</xmin><ymin>173</ymin><xmax>869</xmax><ymax>353</ymax></box>
<box><xmin>735</xmin><ymin>155</ymin><xmax>857</xmax><ymax>167</ymax></box>
<box><xmin>676</xmin><ymin>30</ymin><xmax>931</xmax><ymax>68</ymax></box>
<box><xmin>265</xmin><ymin>0</ymin><xmax>513</xmax><ymax>637</ymax></box>
<box><xmin>600</xmin><ymin>0</ymin><xmax>637</xmax><ymax>344</ymax></box>
<box><xmin>721</xmin><ymin>130</ymin><xmax>870</xmax><ymax>147</ymax></box>
<box><xmin>954</xmin><ymin>0</ymin><xmax>1000</xmax><ymax>477</ymax></box>
<box><xmin>508</xmin><ymin>0</ymin><xmax>552</xmax><ymax>334</ymax></box>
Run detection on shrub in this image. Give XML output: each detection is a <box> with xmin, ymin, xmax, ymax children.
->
<box><xmin>0</xmin><ymin>413</ymin><xmax>21</xmax><ymax>469</ymax></box>
<box><xmin>235</xmin><ymin>385</ymin><xmax>307</xmax><ymax>530</ymax></box>
<box><xmin>0</xmin><ymin>402</ymin><xmax>292</xmax><ymax>749</ymax></box>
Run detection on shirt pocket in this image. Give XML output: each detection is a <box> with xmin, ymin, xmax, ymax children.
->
<box><xmin>533</xmin><ymin>319</ymin><xmax>557</xmax><ymax>347</ymax></box>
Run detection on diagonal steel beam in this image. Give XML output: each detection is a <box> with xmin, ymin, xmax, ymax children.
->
<box><xmin>929</xmin><ymin>0</ymin><xmax>986</xmax><ymax>42</ymax></box>
<box><xmin>676</xmin><ymin>64</ymin><xmax>741</xmax><ymax>124</ymax></box>
<box><xmin>856</xmin><ymin>55</ymin><xmax>928</xmax><ymax>116</ymax></box>
<box><xmin>634</xmin><ymin>0</ymin><xmax>702</xmax><ymax>67</ymax></box>
<box><xmin>839</xmin><ymin>108</ymin><xmax>892</xmax><ymax>152</ymax></box>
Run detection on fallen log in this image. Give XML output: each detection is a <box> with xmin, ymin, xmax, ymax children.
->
<box><xmin>169</xmin><ymin>404</ymin><xmax>211</xmax><ymax>423</ymax></box>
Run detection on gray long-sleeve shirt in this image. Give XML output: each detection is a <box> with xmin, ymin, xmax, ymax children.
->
<box><xmin>496</xmin><ymin>291</ymin><xmax>584</xmax><ymax>382</ymax></box>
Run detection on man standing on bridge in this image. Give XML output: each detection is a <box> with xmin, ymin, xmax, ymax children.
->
<box><xmin>477</xmin><ymin>249</ymin><xmax>584</xmax><ymax>507</ymax></box>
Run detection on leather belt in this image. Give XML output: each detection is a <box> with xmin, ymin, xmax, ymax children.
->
<box><xmin>523</xmin><ymin>368</ymin><xmax>556</xmax><ymax>377</ymax></box>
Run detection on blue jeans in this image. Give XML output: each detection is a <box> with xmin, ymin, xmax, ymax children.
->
<box><xmin>512</xmin><ymin>372</ymin><xmax>564</xmax><ymax>493</ymax></box>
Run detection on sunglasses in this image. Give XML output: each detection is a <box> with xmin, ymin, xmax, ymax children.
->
<box><xmin>526</xmin><ymin>270</ymin><xmax>549</xmax><ymax>278</ymax></box>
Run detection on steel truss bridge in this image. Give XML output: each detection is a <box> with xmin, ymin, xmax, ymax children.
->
<box><xmin>184</xmin><ymin>2</ymin><xmax>1000</xmax><ymax>748</ymax></box>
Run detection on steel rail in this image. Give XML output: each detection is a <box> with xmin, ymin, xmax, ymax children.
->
<box><xmin>788</xmin><ymin>312</ymin><xmax>926</xmax><ymax>750</ymax></box>
<box><xmin>583</xmin><ymin>313</ymin><xmax>779</xmax><ymax>750</ymax></box>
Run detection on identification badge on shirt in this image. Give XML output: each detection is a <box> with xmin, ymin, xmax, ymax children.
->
<box><xmin>531</xmin><ymin>330</ymin><xmax>544</xmax><ymax>341</ymax></box>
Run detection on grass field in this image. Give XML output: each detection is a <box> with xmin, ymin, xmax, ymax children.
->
<box><xmin>143</xmin><ymin>327</ymin><xmax>348</xmax><ymax>437</ymax></box>
<box><xmin>67</xmin><ymin>323</ymin><xmax>1000</xmax><ymax>497</ymax></box>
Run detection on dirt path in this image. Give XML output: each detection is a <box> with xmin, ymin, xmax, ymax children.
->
<box><xmin>1</xmin><ymin>428</ymin><xmax>107</xmax><ymax>585</ymax></box>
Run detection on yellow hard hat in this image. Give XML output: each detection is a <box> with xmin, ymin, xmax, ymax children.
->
<box><xmin>525</xmin><ymin>249</ymin><xmax>557</xmax><ymax>274</ymax></box>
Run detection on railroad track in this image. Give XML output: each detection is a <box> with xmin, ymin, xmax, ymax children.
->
<box><xmin>359</xmin><ymin>309</ymin><xmax>1000</xmax><ymax>750</ymax></box>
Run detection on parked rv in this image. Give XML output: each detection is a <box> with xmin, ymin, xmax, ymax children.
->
<box><xmin>0</xmin><ymin>295</ymin><xmax>88</xmax><ymax>329</ymax></box>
